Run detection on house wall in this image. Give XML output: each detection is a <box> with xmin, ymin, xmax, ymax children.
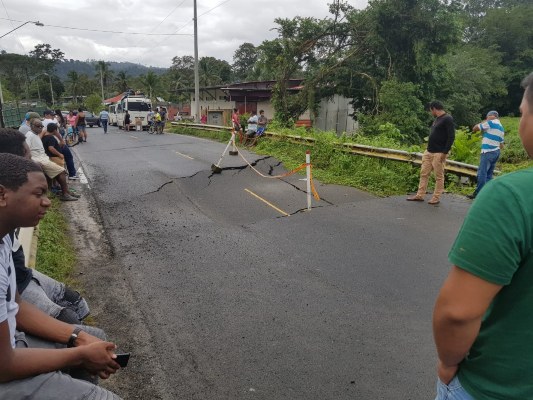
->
<box><xmin>315</xmin><ymin>94</ymin><xmax>358</xmax><ymax>135</ymax></box>
<box><xmin>190</xmin><ymin>89</ymin><xmax>235</xmax><ymax>122</ymax></box>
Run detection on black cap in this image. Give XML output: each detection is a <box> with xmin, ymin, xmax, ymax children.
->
<box><xmin>43</xmin><ymin>109</ymin><xmax>54</xmax><ymax>116</ymax></box>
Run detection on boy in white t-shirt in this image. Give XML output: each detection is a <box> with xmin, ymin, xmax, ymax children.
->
<box><xmin>0</xmin><ymin>153</ymin><xmax>122</xmax><ymax>399</ymax></box>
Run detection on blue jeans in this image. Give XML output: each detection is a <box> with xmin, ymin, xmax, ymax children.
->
<box><xmin>474</xmin><ymin>150</ymin><xmax>500</xmax><ymax>196</ymax></box>
<box><xmin>435</xmin><ymin>377</ymin><xmax>474</xmax><ymax>400</ymax></box>
<box><xmin>60</xmin><ymin>144</ymin><xmax>77</xmax><ymax>177</ymax></box>
<box><xmin>101</xmin><ymin>119</ymin><xmax>108</xmax><ymax>133</ymax></box>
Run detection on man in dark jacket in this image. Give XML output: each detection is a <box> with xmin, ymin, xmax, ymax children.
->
<box><xmin>407</xmin><ymin>101</ymin><xmax>455</xmax><ymax>205</ymax></box>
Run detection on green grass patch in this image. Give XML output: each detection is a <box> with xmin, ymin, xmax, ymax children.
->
<box><xmin>169</xmin><ymin>118</ymin><xmax>532</xmax><ymax>197</ymax></box>
<box><xmin>36</xmin><ymin>197</ymin><xmax>77</xmax><ymax>285</ymax></box>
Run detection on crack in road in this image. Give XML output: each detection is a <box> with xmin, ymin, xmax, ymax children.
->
<box><xmin>206</xmin><ymin>156</ymin><xmax>272</xmax><ymax>179</ymax></box>
<box><xmin>278</xmin><ymin>178</ymin><xmax>335</xmax><ymax>206</ymax></box>
<box><xmin>143</xmin><ymin>180</ymin><xmax>174</xmax><ymax>195</ymax></box>
<box><xmin>267</xmin><ymin>161</ymin><xmax>283</xmax><ymax>176</ymax></box>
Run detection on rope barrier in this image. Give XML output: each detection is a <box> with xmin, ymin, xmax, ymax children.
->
<box><xmin>234</xmin><ymin>145</ymin><xmax>321</xmax><ymax>201</ymax></box>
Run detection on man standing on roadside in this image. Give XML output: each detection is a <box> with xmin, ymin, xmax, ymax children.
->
<box><xmin>467</xmin><ymin>110</ymin><xmax>505</xmax><ymax>199</ymax></box>
<box><xmin>99</xmin><ymin>109</ymin><xmax>109</xmax><ymax>134</ymax></box>
<box><xmin>432</xmin><ymin>72</ymin><xmax>533</xmax><ymax>399</ymax></box>
<box><xmin>232</xmin><ymin>108</ymin><xmax>241</xmax><ymax>133</ymax></box>
<box><xmin>407</xmin><ymin>101</ymin><xmax>455</xmax><ymax>205</ymax></box>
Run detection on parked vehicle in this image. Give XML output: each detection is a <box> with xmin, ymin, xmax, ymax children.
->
<box><xmin>108</xmin><ymin>104</ymin><xmax>118</xmax><ymax>126</ymax></box>
<box><xmin>116</xmin><ymin>94</ymin><xmax>152</xmax><ymax>129</ymax></box>
<box><xmin>84</xmin><ymin>111</ymin><xmax>101</xmax><ymax>127</ymax></box>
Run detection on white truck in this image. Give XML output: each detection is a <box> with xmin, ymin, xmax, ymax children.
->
<box><xmin>116</xmin><ymin>94</ymin><xmax>152</xmax><ymax>130</ymax></box>
<box><xmin>108</xmin><ymin>104</ymin><xmax>118</xmax><ymax>126</ymax></box>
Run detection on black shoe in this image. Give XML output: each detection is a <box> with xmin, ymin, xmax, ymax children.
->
<box><xmin>466</xmin><ymin>194</ymin><xmax>476</xmax><ymax>200</ymax></box>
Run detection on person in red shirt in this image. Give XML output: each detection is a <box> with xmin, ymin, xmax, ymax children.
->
<box><xmin>231</xmin><ymin>108</ymin><xmax>241</xmax><ymax>133</ymax></box>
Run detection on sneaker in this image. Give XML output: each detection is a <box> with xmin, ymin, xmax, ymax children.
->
<box><xmin>59</xmin><ymin>194</ymin><xmax>79</xmax><ymax>201</ymax></box>
<box><xmin>68</xmin><ymin>175</ymin><xmax>80</xmax><ymax>180</ymax></box>
<box><xmin>466</xmin><ymin>194</ymin><xmax>476</xmax><ymax>200</ymax></box>
<box><xmin>68</xmin><ymin>191</ymin><xmax>81</xmax><ymax>198</ymax></box>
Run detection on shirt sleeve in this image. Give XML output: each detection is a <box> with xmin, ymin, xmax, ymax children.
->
<box><xmin>479</xmin><ymin>121</ymin><xmax>490</xmax><ymax>131</ymax></box>
<box><xmin>443</xmin><ymin>116</ymin><xmax>455</xmax><ymax>153</ymax></box>
<box><xmin>449</xmin><ymin>180</ymin><xmax>529</xmax><ymax>285</ymax></box>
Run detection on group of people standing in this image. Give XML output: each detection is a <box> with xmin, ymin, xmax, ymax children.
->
<box><xmin>408</xmin><ymin>101</ymin><xmax>506</xmax><ymax>204</ymax></box>
<box><xmin>407</xmin><ymin>72</ymin><xmax>533</xmax><ymax>400</ymax></box>
<box><xmin>63</xmin><ymin>109</ymin><xmax>88</xmax><ymax>144</ymax></box>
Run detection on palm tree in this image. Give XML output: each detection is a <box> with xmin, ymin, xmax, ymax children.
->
<box><xmin>139</xmin><ymin>71</ymin><xmax>159</xmax><ymax>101</ymax></box>
<box><xmin>66</xmin><ymin>70</ymin><xmax>79</xmax><ymax>103</ymax></box>
<box><xmin>116</xmin><ymin>71</ymin><xmax>129</xmax><ymax>93</ymax></box>
<box><xmin>95</xmin><ymin>61</ymin><xmax>113</xmax><ymax>100</ymax></box>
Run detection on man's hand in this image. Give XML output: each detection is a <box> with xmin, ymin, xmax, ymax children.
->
<box><xmin>440</xmin><ymin>153</ymin><xmax>448</xmax><ymax>162</ymax></box>
<box><xmin>80</xmin><ymin>341</ymin><xmax>120</xmax><ymax>378</ymax></box>
<box><xmin>437</xmin><ymin>360</ymin><xmax>458</xmax><ymax>385</ymax></box>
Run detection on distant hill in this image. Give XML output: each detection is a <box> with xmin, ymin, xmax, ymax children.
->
<box><xmin>54</xmin><ymin>60</ymin><xmax>167</xmax><ymax>80</ymax></box>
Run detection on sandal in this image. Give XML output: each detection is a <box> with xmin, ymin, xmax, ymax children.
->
<box><xmin>406</xmin><ymin>195</ymin><xmax>424</xmax><ymax>202</ymax></box>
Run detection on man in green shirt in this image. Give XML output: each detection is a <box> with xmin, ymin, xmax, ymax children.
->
<box><xmin>433</xmin><ymin>71</ymin><xmax>533</xmax><ymax>399</ymax></box>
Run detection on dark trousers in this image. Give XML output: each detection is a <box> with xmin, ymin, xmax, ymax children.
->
<box><xmin>101</xmin><ymin>120</ymin><xmax>108</xmax><ymax>133</ymax></box>
<box><xmin>60</xmin><ymin>145</ymin><xmax>76</xmax><ymax>177</ymax></box>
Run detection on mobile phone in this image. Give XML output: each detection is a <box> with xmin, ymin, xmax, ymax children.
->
<box><xmin>114</xmin><ymin>353</ymin><xmax>130</xmax><ymax>368</ymax></box>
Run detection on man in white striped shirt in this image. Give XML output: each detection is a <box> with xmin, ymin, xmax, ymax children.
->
<box><xmin>467</xmin><ymin>110</ymin><xmax>505</xmax><ymax>199</ymax></box>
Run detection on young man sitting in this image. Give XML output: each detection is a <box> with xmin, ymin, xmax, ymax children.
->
<box><xmin>0</xmin><ymin>128</ymin><xmax>90</xmax><ymax>324</ymax></box>
<box><xmin>0</xmin><ymin>153</ymin><xmax>122</xmax><ymax>399</ymax></box>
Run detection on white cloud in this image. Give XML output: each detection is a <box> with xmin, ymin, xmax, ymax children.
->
<box><xmin>1</xmin><ymin>0</ymin><xmax>368</xmax><ymax>67</ymax></box>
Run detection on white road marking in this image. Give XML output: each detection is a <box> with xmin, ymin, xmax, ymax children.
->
<box><xmin>175</xmin><ymin>151</ymin><xmax>194</xmax><ymax>160</ymax></box>
<box><xmin>77</xmin><ymin>168</ymin><xmax>89</xmax><ymax>185</ymax></box>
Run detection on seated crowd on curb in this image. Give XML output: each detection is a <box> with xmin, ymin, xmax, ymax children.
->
<box><xmin>0</xmin><ymin>129</ymin><xmax>124</xmax><ymax>399</ymax></box>
<box><xmin>19</xmin><ymin>111</ymin><xmax>80</xmax><ymax>201</ymax></box>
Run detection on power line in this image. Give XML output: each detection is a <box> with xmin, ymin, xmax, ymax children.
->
<box><xmin>0</xmin><ymin>18</ymin><xmax>192</xmax><ymax>36</ymax></box>
<box><xmin>151</xmin><ymin>0</ymin><xmax>189</xmax><ymax>33</ymax></box>
<box><xmin>0</xmin><ymin>2</ymin><xmax>25</xmax><ymax>52</ymax></box>
<box><xmin>172</xmin><ymin>0</ymin><xmax>233</xmax><ymax>34</ymax></box>
<box><xmin>132</xmin><ymin>0</ymin><xmax>190</xmax><ymax>52</ymax></box>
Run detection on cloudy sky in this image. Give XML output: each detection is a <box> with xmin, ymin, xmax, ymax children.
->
<box><xmin>0</xmin><ymin>0</ymin><xmax>368</xmax><ymax>68</ymax></box>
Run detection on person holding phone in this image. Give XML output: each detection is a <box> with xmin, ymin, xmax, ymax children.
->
<box><xmin>0</xmin><ymin>153</ymin><xmax>124</xmax><ymax>399</ymax></box>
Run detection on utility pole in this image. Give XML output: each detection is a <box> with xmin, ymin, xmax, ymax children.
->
<box><xmin>193</xmin><ymin>0</ymin><xmax>200</xmax><ymax>123</ymax></box>
<box><xmin>43</xmin><ymin>73</ymin><xmax>54</xmax><ymax>106</ymax></box>
<box><xmin>0</xmin><ymin>78</ymin><xmax>4</xmax><ymax>128</ymax></box>
<box><xmin>100</xmin><ymin>64</ymin><xmax>105</xmax><ymax>103</ymax></box>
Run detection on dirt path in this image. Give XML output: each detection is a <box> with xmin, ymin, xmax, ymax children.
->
<box><xmin>63</xmin><ymin>189</ymin><xmax>172</xmax><ymax>400</ymax></box>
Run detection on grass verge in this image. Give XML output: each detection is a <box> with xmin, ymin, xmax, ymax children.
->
<box><xmin>36</xmin><ymin>197</ymin><xmax>77</xmax><ymax>285</ymax></box>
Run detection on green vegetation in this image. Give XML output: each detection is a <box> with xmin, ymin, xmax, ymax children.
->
<box><xmin>170</xmin><ymin>117</ymin><xmax>532</xmax><ymax>197</ymax></box>
<box><xmin>35</xmin><ymin>198</ymin><xmax>77</xmax><ymax>285</ymax></box>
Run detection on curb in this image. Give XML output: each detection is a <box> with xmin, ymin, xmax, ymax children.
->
<box><xmin>18</xmin><ymin>226</ymin><xmax>39</xmax><ymax>268</ymax></box>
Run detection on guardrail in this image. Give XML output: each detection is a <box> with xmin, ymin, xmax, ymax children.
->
<box><xmin>170</xmin><ymin>122</ymin><xmax>480</xmax><ymax>178</ymax></box>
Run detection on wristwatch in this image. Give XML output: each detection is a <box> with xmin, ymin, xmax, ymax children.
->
<box><xmin>67</xmin><ymin>327</ymin><xmax>83</xmax><ymax>348</ymax></box>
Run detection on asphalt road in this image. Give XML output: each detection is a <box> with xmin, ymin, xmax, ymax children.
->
<box><xmin>71</xmin><ymin>124</ymin><xmax>471</xmax><ymax>400</ymax></box>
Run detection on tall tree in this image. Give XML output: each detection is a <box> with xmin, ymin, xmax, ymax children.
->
<box><xmin>198</xmin><ymin>57</ymin><xmax>232</xmax><ymax>86</ymax></box>
<box><xmin>66</xmin><ymin>70</ymin><xmax>80</xmax><ymax>103</ymax></box>
<box><xmin>115</xmin><ymin>71</ymin><xmax>130</xmax><ymax>93</ymax></box>
<box><xmin>139</xmin><ymin>71</ymin><xmax>160</xmax><ymax>100</ymax></box>
<box><xmin>95</xmin><ymin>61</ymin><xmax>113</xmax><ymax>99</ymax></box>
<box><xmin>232</xmin><ymin>43</ymin><xmax>258</xmax><ymax>82</ymax></box>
